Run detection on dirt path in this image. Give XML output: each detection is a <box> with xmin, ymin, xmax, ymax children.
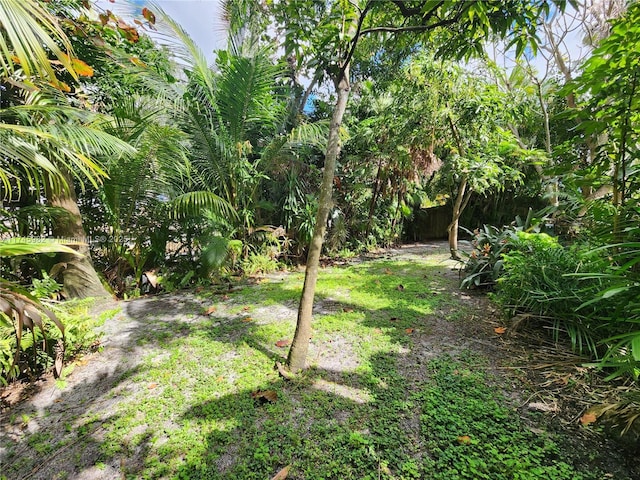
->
<box><xmin>1</xmin><ymin>242</ymin><xmax>638</xmax><ymax>479</ymax></box>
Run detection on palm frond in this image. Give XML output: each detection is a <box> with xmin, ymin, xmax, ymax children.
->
<box><xmin>149</xmin><ymin>3</ymin><xmax>217</xmax><ymax>93</ymax></box>
<box><xmin>216</xmin><ymin>51</ymin><xmax>286</xmax><ymax>141</ymax></box>
<box><xmin>0</xmin><ymin>101</ymin><xmax>136</xmax><ymax>194</ymax></box>
<box><xmin>288</xmin><ymin>120</ymin><xmax>331</xmax><ymax>149</ymax></box>
<box><xmin>261</xmin><ymin>120</ymin><xmax>331</xmax><ymax>166</ymax></box>
<box><xmin>0</xmin><ymin>0</ymin><xmax>76</xmax><ymax>81</ymax></box>
<box><xmin>171</xmin><ymin>191</ymin><xmax>237</xmax><ymax>221</ymax></box>
<box><xmin>0</xmin><ymin>280</ymin><xmax>65</xmax><ymax>381</ymax></box>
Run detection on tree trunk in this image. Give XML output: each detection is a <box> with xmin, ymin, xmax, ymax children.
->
<box><xmin>533</xmin><ymin>79</ymin><xmax>560</xmax><ymax>208</ymax></box>
<box><xmin>286</xmin><ymin>69</ymin><xmax>351</xmax><ymax>373</ymax></box>
<box><xmin>47</xmin><ymin>170</ymin><xmax>109</xmax><ymax>299</ymax></box>
<box><xmin>445</xmin><ymin>113</ymin><xmax>469</xmax><ymax>260</ymax></box>
<box><xmin>447</xmin><ymin>175</ymin><xmax>468</xmax><ymax>260</ymax></box>
<box><xmin>365</xmin><ymin>157</ymin><xmax>385</xmax><ymax>238</ymax></box>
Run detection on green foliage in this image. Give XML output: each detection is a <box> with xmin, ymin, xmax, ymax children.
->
<box><xmin>559</xmin><ymin>3</ymin><xmax>640</xmax><ymax>241</ymax></box>
<box><xmin>50</xmin><ymin>299</ymin><xmax>113</xmax><ymax>359</ymax></box>
<box><xmin>0</xmin><ymin>293</ymin><xmax>112</xmax><ymax>385</ymax></box>
<box><xmin>495</xmin><ymin>234</ymin><xmax>607</xmax><ymax>355</ymax></box>
<box><xmin>199</xmin><ymin>236</ymin><xmax>231</xmax><ymax>276</ymax></box>
<box><xmin>0</xmin><ymin>282</ymin><xmax>64</xmax><ymax>384</ymax></box>
<box><xmin>461</xmin><ymin>225</ymin><xmax>515</xmax><ymax>289</ymax></box>
<box><xmin>0</xmin><ymin>0</ymin><xmax>76</xmax><ymax>82</ymax></box>
<box><xmin>30</xmin><ymin>271</ymin><xmax>62</xmax><ymax>300</ymax></box>
<box><xmin>415</xmin><ymin>357</ymin><xmax>589</xmax><ymax>479</ymax></box>
<box><xmin>240</xmin><ymin>253</ymin><xmax>279</xmax><ymax>276</ymax></box>
<box><xmin>0</xmin><ymin>239</ymin><xmax>83</xmax><ymax>383</ymax></box>
<box><xmin>576</xmin><ymin>241</ymin><xmax>640</xmax><ymax>383</ymax></box>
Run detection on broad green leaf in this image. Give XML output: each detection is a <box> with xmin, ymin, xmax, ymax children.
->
<box><xmin>0</xmin><ymin>238</ymin><xmax>83</xmax><ymax>257</ymax></box>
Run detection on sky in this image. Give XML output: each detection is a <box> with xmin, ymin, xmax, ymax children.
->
<box><xmin>104</xmin><ymin>0</ymin><xmax>228</xmax><ymax>60</ymax></box>
<box><xmin>105</xmin><ymin>0</ymin><xmax>590</xmax><ymax>83</ymax></box>
<box><xmin>152</xmin><ymin>0</ymin><xmax>227</xmax><ymax>56</ymax></box>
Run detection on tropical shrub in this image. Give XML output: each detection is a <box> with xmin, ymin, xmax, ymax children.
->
<box><xmin>0</xmin><ymin>282</ymin><xmax>64</xmax><ymax>384</ymax></box>
<box><xmin>460</xmin><ymin>225</ymin><xmax>516</xmax><ymax>289</ymax></box>
<box><xmin>577</xmin><ymin>241</ymin><xmax>640</xmax><ymax>381</ymax></box>
<box><xmin>495</xmin><ymin>232</ymin><xmax>608</xmax><ymax>355</ymax></box>
<box><xmin>241</xmin><ymin>253</ymin><xmax>279</xmax><ymax>276</ymax></box>
<box><xmin>30</xmin><ymin>271</ymin><xmax>63</xmax><ymax>300</ymax></box>
<box><xmin>460</xmin><ymin>212</ymin><xmax>542</xmax><ymax>289</ymax></box>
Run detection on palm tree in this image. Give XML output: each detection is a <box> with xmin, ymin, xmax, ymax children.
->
<box><xmin>157</xmin><ymin>10</ymin><xmax>327</xmax><ymax>259</ymax></box>
<box><xmin>0</xmin><ymin>0</ymin><xmax>135</xmax><ymax>297</ymax></box>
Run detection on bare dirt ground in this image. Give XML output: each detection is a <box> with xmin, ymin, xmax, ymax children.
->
<box><xmin>1</xmin><ymin>242</ymin><xmax>639</xmax><ymax>479</ymax></box>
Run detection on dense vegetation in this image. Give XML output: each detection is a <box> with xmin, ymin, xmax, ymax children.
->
<box><xmin>0</xmin><ymin>0</ymin><xmax>639</xmax><ymax>452</ymax></box>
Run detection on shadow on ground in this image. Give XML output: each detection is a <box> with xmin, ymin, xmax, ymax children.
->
<box><xmin>1</xmin><ymin>244</ymin><xmax>639</xmax><ymax>479</ymax></box>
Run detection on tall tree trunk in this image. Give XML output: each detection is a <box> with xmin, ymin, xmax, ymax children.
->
<box><xmin>365</xmin><ymin>157</ymin><xmax>385</xmax><ymax>238</ymax></box>
<box><xmin>533</xmin><ymin>79</ymin><xmax>560</xmax><ymax>207</ymax></box>
<box><xmin>286</xmin><ymin>69</ymin><xmax>350</xmax><ymax>373</ymax></box>
<box><xmin>47</xmin><ymin>170</ymin><xmax>109</xmax><ymax>299</ymax></box>
<box><xmin>446</xmin><ymin>114</ymin><xmax>470</xmax><ymax>260</ymax></box>
<box><xmin>447</xmin><ymin>176</ymin><xmax>469</xmax><ymax>260</ymax></box>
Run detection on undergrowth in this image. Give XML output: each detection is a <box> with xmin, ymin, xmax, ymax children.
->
<box><xmin>1</xmin><ymin>253</ymin><xmax>629</xmax><ymax>479</ymax></box>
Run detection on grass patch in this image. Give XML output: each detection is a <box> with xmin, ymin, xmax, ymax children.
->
<box><xmin>4</xmin><ymin>254</ymin><xmax>625</xmax><ymax>479</ymax></box>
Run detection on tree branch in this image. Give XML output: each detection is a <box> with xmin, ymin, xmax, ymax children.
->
<box><xmin>339</xmin><ymin>0</ymin><xmax>374</xmax><ymax>79</ymax></box>
<box><xmin>360</xmin><ymin>11</ymin><xmax>463</xmax><ymax>36</ymax></box>
<box><xmin>390</xmin><ymin>0</ymin><xmax>421</xmax><ymax>17</ymax></box>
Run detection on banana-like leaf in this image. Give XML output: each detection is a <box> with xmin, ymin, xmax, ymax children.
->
<box><xmin>0</xmin><ymin>237</ymin><xmax>84</xmax><ymax>257</ymax></box>
<box><xmin>0</xmin><ymin>281</ymin><xmax>65</xmax><ymax>380</ymax></box>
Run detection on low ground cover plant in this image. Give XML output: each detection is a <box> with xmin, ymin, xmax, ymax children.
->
<box><xmin>3</xmin><ymin>253</ymin><xmax>627</xmax><ymax>479</ymax></box>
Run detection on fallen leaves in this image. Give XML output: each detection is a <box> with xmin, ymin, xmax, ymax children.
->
<box><xmin>494</xmin><ymin>326</ymin><xmax>507</xmax><ymax>334</ymax></box>
<box><xmin>203</xmin><ymin>306</ymin><xmax>217</xmax><ymax>315</ymax></box>
<box><xmin>275</xmin><ymin>339</ymin><xmax>291</xmax><ymax>348</ymax></box>
<box><xmin>147</xmin><ymin>383</ymin><xmax>158</xmax><ymax>390</ymax></box>
<box><xmin>405</xmin><ymin>328</ymin><xmax>414</xmax><ymax>334</ymax></box>
<box><xmin>271</xmin><ymin>465</ymin><xmax>291</xmax><ymax>480</ymax></box>
<box><xmin>580</xmin><ymin>412</ymin><xmax>597</xmax><ymax>426</ymax></box>
<box><xmin>456</xmin><ymin>435</ymin><xmax>472</xmax><ymax>445</ymax></box>
<box><xmin>252</xmin><ymin>390</ymin><xmax>278</xmax><ymax>404</ymax></box>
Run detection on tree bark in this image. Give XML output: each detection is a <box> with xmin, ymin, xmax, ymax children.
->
<box><xmin>446</xmin><ymin>113</ymin><xmax>469</xmax><ymax>260</ymax></box>
<box><xmin>365</xmin><ymin>156</ymin><xmax>385</xmax><ymax>239</ymax></box>
<box><xmin>47</xmin><ymin>170</ymin><xmax>109</xmax><ymax>299</ymax></box>
<box><xmin>447</xmin><ymin>175</ymin><xmax>469</xmax><ymax>260</ymax></box>
<box><xmin>286</xmin><ymin>69</ymin><xmax>351</xmax><ymax>373</ymax></box>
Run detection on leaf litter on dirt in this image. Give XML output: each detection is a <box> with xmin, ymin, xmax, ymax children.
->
<box><xmin>2</xmin><ymin>244</ymin><xmax>638</xmax><ymax>480</ymax></box>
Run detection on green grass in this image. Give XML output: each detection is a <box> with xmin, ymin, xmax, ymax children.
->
<box><xmin>4</xmin><ymin>254</ymin><xmax>625</xmax><ymax>479</ymax></box>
